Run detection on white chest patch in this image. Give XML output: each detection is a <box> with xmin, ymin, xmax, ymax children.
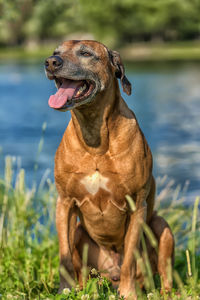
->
<box><xmin>80</xmin><ymin>171</ymin><xmax>110</xmax><ymax>195</ymax></box>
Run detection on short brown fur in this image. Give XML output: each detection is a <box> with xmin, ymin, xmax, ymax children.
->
<box><xmin>45</xmin><ymin>40</ymin><xmax>174</xmax><ymax>299</ymax></box>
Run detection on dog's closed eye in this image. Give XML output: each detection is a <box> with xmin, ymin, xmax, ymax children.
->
<box><xmin>78</xmin><ymin>50</ymin><xmax>93</xmax><ymax>57</ymax></box>
<box><xmin>53</xmin><ymin>51</ymin><xmax>61</xmax><ymax>56</ymax></box>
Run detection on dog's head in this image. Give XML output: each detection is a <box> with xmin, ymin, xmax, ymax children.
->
<box><xmin>45</xmin><ymin>40</ymin><xmax>131</xmax><ymax>111</ymax></box>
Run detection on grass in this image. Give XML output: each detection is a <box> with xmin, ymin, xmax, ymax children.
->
<box><xmin>0</xmin><ymin>156</ymin><xmax>200</xmax><ymax>299</ymax></box>
<box><xmin>1</xmin><ymin>41</ymin><xmax>200</xmax><ymax>62</ymax></box>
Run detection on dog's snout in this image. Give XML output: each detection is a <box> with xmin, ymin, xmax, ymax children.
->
<box><xmin>45</xmin><ymin>55</ymin><xmax>63</xmax><ymax>72</ymax></box>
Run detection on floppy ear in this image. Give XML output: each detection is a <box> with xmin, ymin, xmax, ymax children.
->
<box><xmin>109</xmin><ymin>50</ymin><xmax>132</xmax><ymax>95</ymax></box>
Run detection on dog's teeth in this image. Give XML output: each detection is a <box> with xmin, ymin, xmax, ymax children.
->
<box><xmin>76</xmin><ymin>84</ymin><xmax>87</xmax><ymax>96</ymax></box>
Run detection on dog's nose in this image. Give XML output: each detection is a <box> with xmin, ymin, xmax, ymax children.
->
<box><xmin>111</xmin><ymin>275</ymin><xmax>120</xmax><ymax>282</ymax></box>
<box><xmin>45</xmin><ymin>55</ymin><xmax>63</xmax><ymax>72</ymax></box>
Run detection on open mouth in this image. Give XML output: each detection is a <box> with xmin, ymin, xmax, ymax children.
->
<box><xmin>48</xmin><ymin>78</ymin><xmax>95</xmax><ymax>110</ymax></box>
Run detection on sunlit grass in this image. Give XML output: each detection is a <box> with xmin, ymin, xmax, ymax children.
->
<box><xmin>0</xmin><ymin>156</ymin><xmax>199</xmax><ymax>299</ymax></box>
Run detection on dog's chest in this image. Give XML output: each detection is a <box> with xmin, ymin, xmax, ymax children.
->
<box><xmin>61</xmin><ymin>153</ymin><xmax>138</xmax><ymax>201</ymax></box>
<box><xmin>80</xmin><ymin>171</ymin><xmax>110</xmax><ymax>195</ymax></box>
<box><xmin>72</xmin><ymin>167</ymin><xmax>129</xmax><ymax>216</ymax></box>
<box><xmin>76</xmin><ymin>171</ymin><xmax>128</xmax><ymax>246</ymax></box>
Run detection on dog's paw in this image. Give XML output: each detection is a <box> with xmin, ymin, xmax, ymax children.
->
<box><xmin>118</xmin><ymin>286</ymin><xmax>137</xmax><ymax>300</ymax></box>
<box><xmin>121</xmin><ymin>293</ymin><xmax>137</xmax><ymax>300</ymax></box>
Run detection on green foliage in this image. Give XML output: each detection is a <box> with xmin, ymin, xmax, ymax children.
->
<box><xmin>24</xmin><ymin>0</ymin><xmax>78</xmax><ymax>40</ymax></box>
<box><xmin>0</xmin><ymin>156</ymin><xmax>59</xmax><ymax>298</ymax></box>
<box><xmin>0</xmin><ymin>0</ymin><xmax>200</xmax><ymax>47</ymax></box>
<box><xmin>79</xmin><ymin>0</ymin><xmax>200</xmax><ymax>46</ymax></box>
<box><xmin>0</xmin><ymin>0</ymin><xmax>33</xmax><ymax>45</ymax></box>
<box><xmin>0</xmin><ymin>0</ymin><xmax>79</xmax><ymax>46</ymax></box>
<box><xmin>0</xmin><ymin>156</ymin><xmax>200</xmax><ymax>299</ymax></box>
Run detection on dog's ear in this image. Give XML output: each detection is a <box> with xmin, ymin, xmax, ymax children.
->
<box><xmin>109</xmin><ymin>50</ymin><xmax>132</xmax><ymax>95</ymax></box>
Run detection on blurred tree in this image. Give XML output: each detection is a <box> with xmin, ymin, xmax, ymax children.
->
<box><xmin>0</xmin><ymin>0</ymin><xmax>79</xmax><ymax>46</ymax></box>
<box><xmin>0</xmin><ymin>0</ymin><xmax>200</xmax><ymax>47</ymax></box>
<box><xmin>24</xmin><ymin>0</ymin><xmax>79</xmax><ymax>42</ymax></box>
<box><xmin>79</xmin><ymin>0</ymin><xmax>200</xmax><ymax>45</ymax></box>
<box><xmin>0</xmin><ymin>0</ymin><xmax>33</xmax><ymax>45</ymax></box>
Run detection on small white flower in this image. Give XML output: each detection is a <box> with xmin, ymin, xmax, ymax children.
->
<box><xmin>81</xmin><ymin>294</ymin><xmax>90</xmax><ymax>300</ymax></box>
<box><xmin>63</xmin><ymin>288</ymin><xmax>71</xmax><ymax>295</ymax></box>
<box><xmin>147</xmin><ymin>293</ymin><xmax>154</xmax><ymax>300</ymax></box>
<box><xmin>90</xmin><ymin>268</ymin><xmax>98</xmax><ymax>276</ymax></box>
<box><xmin>92</xmin><ymin>292</ymin><xmax>99</xmax><ymax>300</ymax></box>
<box><xmin>109</xmin><ymin>295</ymin><xmax>116</xmax><ymax>300</ymax></box>
<box><xmin>75</xmin><ymin>285</ymin><xmax>80</xmax><ymax>292</ymax></box>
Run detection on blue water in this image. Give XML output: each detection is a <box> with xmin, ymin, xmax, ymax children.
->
<box><xmin>0</xmin><ymin>60</ymin><xmax>199</xmax><ymax>202</ymax></box>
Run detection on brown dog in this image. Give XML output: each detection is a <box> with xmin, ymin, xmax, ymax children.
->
<box><xmin>45</xmin><ymin>40</ymin><xmax>174</xmax><ymax>299</ymax></box>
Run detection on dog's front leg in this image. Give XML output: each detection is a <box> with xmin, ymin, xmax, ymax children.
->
<box><xmin>56</xmin><ymin>196</ymin><xmax>77</xmax><ymax>293</ymax></box>
<box><xmin>119</xmin><ymin>201</ymin><xmax>146</xmax><ymax>300</ymax></box>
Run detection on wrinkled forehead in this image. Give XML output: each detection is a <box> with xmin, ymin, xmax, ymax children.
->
<box><xmin>54</xmin><ymin>40</ymin><xmax>108</xmax><ymax>56</ymax></box>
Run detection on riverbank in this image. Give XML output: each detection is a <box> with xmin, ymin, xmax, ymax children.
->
<box><xmin>1</xmin><ymin>41</ymin><xmax>200</xmax><ymax>62</ymax></box>
<box><xmin>120</xmin><ymin>41</ymin><xmax>200</xmax><ymax>62</ymax></box>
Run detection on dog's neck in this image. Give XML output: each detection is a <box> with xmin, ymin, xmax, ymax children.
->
<box><xmin>71</xmin><ymin>78</ymin><xmax>120</xmax><ymax>155</ymax></box>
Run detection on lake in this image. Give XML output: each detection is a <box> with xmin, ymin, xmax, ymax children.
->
<box><xmin>0</xmin><ymin>60</ymin><xmax>199</xmax><ymax>202</ymax></box>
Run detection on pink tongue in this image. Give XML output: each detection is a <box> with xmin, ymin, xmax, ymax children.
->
<box><xmin>48</xmin><ymin>79</ymin><xmax>83</xmax><ymax>109</ymax></box>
